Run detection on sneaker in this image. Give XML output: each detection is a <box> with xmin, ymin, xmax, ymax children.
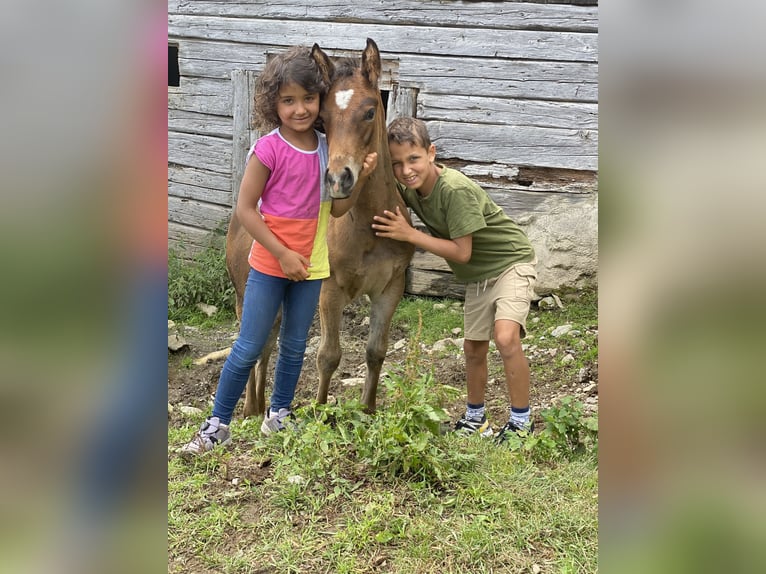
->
<box><xmin>454</xmin><ymin>416</ymin><xmax>494</xmax><ymax>438</ymax></box>
<box><xmin>261</xmin><ymin>408</ymin><xmax>294</xmax><ymax>436</ymax></box>
<box><xmin>179</xmin><ymin>416</ymin><xmax>231</xmax><ymax>456</ymax></box>
<box><xmin>494</xmin><ymin>419</ymin><xmax>535</xmax><ymax>444</ymax></box>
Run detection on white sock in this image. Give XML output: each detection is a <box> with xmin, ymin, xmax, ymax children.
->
<box><xmin>465</xmin><ymin>404</ymin><xmax>485</xmax><ymax>421</ymax></box>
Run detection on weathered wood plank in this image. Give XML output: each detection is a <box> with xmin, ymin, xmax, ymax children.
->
<box><xmin>406</xmin><ymin>267</ymin><xmax>465</xmax><ymax>299</ymax></box>
<box><xmin>168</xmin><ymin>1</ymin><xmax>598</xmax><ymax>32</ymax></box>
<box><xmin>168</xmin><ymin>195</ymin><xmax>232</xmax><ymax>231</ymax></box>
<box><xmin>168</xmin><ymin>131</ymin><xmax>232</xmax><ymax>174</ymax></box>
<box><xmin>168</xmin><ymin>108</ymin><xmax>232</xmax><ymax>138</ymax></box>
<box><xmin>168</xmin><ymin>164</ymin><xmax>231</xmax><ymax>193</ymax></box>
<box><xmin>176</xmin><ymin>40</ymin><xmax>400</xmax><ymax>84</ymax></box>
<box><xmin>168</xmin><ymin>76</ymin><xmax>231</xmax><ymax>116</ymax></box>
<box><xmin>168</xmin><ymin>16</ymin><xmax>597</xmax><ymax>63</ymax></box>
<box><xmin>428</xmin><ymin>121</ymin><xmax>597</xmax><ymax>171</ymax></box>
<box><xmin>169</xmin><ymin>221</ymin><xmax>226</xmax><ymax>257</ymax></box>
<box><xmin>231</xmin><ymin>69</ymin><xmax>258</xmax><ymax>204</ymax></box>
<box><xmin>455</xmin><ymin>162</ymin><xmax>598</xmax><ymax>194</ymax></box>
<box><xmin>388</xmin><ymin>85</ymin><xmax>418</xmax><ymax>121</ymax></box>
<box><xmin>486</xmin><ymin>187</ymin><xmax>595</xmax><ymax>218</ymax></box>
<box><xmin>175</xmin><ymin>42</ymin><xmax>596</xmax><ymax>103</ymax></box>
<box><xmin>418</xmin><ymin>94</ymin><xmax>597</xmax><ymax>130</ymax></box>
<box><xmin>399</xmin><ymin>56</ymin><xmax>597</xmax><ymax>102</ymax></box>
<box><xmin>169</xmin><ymin>180</ymin><xmax>232</xmax><ymax>207</ymax></box>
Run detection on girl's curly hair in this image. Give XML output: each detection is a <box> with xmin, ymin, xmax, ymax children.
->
<box><xmin>253</xmin><ymin>46</ymin><xmax>328</xmax><ymax>132</ymax></box>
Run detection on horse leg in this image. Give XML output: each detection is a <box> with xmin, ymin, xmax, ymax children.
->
<box><xmin>243</xmin><ymin>312</ymin><xmax>280</xmax><ymax>417</ymax></box>
<box><xmin>316</xmin><ymin>280</ymin><xmax>349</xmax><ymax>404</ymax></box>
<box><xmin>361</xmin><ymin>281</ymin><xmax>406</xmax><ymax>412</ymax></box>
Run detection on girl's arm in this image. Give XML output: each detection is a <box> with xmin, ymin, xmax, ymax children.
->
<box><xmin>330</xmin><ymin>152</ymin><xmax>378</xmax><ymax>217</ymax></box>
<box><xmin>371</xmin><ymin>206</ymin><xmax>473</xmax><ymax>264</ymax></box>
<box><xmin>236</xmin><ymin>156</ymin><xmax>311</xmax><ymax>280</ymax></box>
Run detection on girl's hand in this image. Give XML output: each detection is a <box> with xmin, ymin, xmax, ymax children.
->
<box><xmin>371</xmin><ymin>206</ymin><xmax>412</xmax><ymax>242</ymax></box>
<box><xmin>278</xmin><ymin>250</ymin><xmax>311</xmax><ymax>281</ymax></box>
<box><xmin>360</xmin><ymin>152</ymin><xmax>378</xmax><ymax>178</ymax></box>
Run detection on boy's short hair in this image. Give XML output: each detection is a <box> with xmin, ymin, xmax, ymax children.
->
<box><xmin>387</xmin><ymin>117</ymin><xmax>432</xmax><ymax>149</ymax></box>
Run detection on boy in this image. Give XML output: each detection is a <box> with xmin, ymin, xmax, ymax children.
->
<box><xmin>371</xmin><ymin>117</ymin><xmax>537</xmax><ymax>441</ymax></box>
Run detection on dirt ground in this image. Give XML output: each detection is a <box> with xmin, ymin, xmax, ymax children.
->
<box><xmin>168</xmin><ymin>297</ymin><xmax>598</xmax><ymax>430</ymax></box>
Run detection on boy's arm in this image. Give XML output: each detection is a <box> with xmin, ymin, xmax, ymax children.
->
<box><xmin>372</xmin><ymin>206</ymin><xmax>473</xmax><ymax>264</ymax></box>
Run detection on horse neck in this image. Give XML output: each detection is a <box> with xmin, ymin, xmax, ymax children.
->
<box><xmin>350</xmin><ymin>118</ymin><xmax>402</xmax><ymax>217</ymax></box>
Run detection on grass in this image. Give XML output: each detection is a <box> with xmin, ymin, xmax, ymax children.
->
<box><xmin>169</xmin><ymin>295</ymin><xmax>598</xmax><ymax>573</ymax></box>
<box><xmin>169</xmin><ymin>429</ymin><xmax>597</xmax><ymax>573</ymax></box>
<box><xmin>168</xmin><ymin>240</ymin><xmax>598</xmax><ymax>573</ymax></box>
<box><xmin>391</xmin><ymin>296</ymin><xmax>465</xmax><ymax>344</ymax></box>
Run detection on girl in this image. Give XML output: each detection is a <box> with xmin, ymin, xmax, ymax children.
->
<box><xmin>181</xmin><ymin>46</ymin><xmax>375</xmax><ymax>455</ymax></box>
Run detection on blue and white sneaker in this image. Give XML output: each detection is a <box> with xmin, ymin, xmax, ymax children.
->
<box><xmin>179</xmin><ymin>416</ymin><xmax>231</xmax><ymax>456</ymax></box>
<box><xmin>260</xmin><ymin>408</ymin><xmax>294</xmax><ymax>436</ymax></box>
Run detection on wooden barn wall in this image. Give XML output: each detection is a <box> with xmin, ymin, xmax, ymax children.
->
<box><xmin>168</xmin><ymin>0</ymin><xmax>598</xmax><ymax>294</ymax></box>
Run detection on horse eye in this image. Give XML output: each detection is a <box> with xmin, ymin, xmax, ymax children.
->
<box><xmin>364</xmin><ymin>108</ymin><xmax>375</xmax><ymax>121</ymax></box>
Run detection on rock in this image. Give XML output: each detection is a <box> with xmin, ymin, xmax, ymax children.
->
<box><xmin>168</xmin><ymin>333</ymin><xmax>189</xmax><ymax>352</ymax></box>
<box><xmin>178</xmin><ymin>405</ymin><xmax>203</xmax><ymax>417</ymax></box>
<box><xmin>432</xmin><ymin>338</ymin><xmax>458</xmax><ymax>352</ymax></box>
<box><xmin>433</xmin><ymin>303</ymin><xmax>447</xmax><ymax>310</ymax></box>
<box><xmin>451</xmin><ymin>327</ymin><xmax>462</xmax><ymax>336</ymax></box>
<box><xmin>538</xmin><ymin>296</ymin><xmax>557</xmax><ymax>310</ymax></box>
<box><xmin>562</xmin><ymin>354</ymin><xmax>575</xmax><ymax>364</ymax></box>
<box><xmin>551</xmin><ymin>324</ymin><xmax>573</xmax><ymax>337</ymax></box>
<box><xmin>577</xmin><ymin>367</ymin><xmax>589</xmax><ymax>382</ymax></box>
<box><xmin>393</xmin><ymin>338</ymin><xmax>408</xmax><ymax>351</ymax></box>
<box><xmin>341</xmin><ymin>377</ymin><xmax>365</xmax><ymax>387</ymax></box>
<box><xmin>196</xmin><ymin>303</ymin><xmax>218</xmax><ymax>316</ymax></box>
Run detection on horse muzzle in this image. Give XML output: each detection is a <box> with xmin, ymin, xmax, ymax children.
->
<box><xmin>325</xmin><ymin>165</ymin><xmax>357</xmax><ymax>199</ymax></box>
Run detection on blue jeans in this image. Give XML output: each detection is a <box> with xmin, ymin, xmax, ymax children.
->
<box><xmin>212</xmin><ymin>268</ymin><xmax>322</xmax><ymax>424</ymax></box>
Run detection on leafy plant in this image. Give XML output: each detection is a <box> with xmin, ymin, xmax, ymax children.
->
<box><xmin>269</xmin><ymin>313</ymin><xmax>474</xmax><ymax>493</ymax></box>
<box><xmin>511</xmin><ymin>396</ymin><xmax>598</xmax><ymax>461</ymax></box>
<box><xmin>168</xmin><ymin>240</ymin><xmax>235</xmax><ymax>322</ymax></box>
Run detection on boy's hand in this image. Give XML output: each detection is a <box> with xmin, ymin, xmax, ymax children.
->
<box><xmin>372</xmin><ymin>206</ymin><xmax>413</xmax><ymax>242</ymax></box>
<box><xmin>360</xmin><ymin>152</ymin><xmax>378</xmax><ymax>178</ymax></box>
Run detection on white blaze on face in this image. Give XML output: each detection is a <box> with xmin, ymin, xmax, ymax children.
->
<box><xmin>335</xmin><ymin>89</ymin><xmax>354</xmax><ymax>110</ymax></box>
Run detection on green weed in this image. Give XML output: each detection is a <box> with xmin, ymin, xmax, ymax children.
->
<box><xmin>168</xmin><ymin>240</ymin><xmax>235</xmax><ymax>323</ymax></box>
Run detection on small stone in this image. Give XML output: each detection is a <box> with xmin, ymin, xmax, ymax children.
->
<box><xmin>179</xmin><ymin>405</ymin><xmax>203</xmax><ymax>417</ymax></box>
<box><xmin>432</xmin><ymin>338</ymin><xmax>457</xmax><ymax>352</ymax></box>
<box><xmin>341</xmin><ymin>377</ymin><xmax>365</xmax><ymax>387</ymax></box>
<box><xmin>562</xmin><ymin>354</ymin><xmax>575</xmax><ymax>364</ymax></box>
<box><xmin>433</xmin><ymin>303</ymin><xmax>447</xmax><ymax>310</ymax></box>
<box><xmin>451</xmin><ymin>327</ymin><xmax>462</xmax><ymax>335</ymax></box>
<box><xmin>551</xmin><ymin>324</ymin><xmax>573</xmax><ymax>338</ymax></box>
<box><xmin>196</xmin><ymin>303</ymin><xmax>218</xmax><ymax>316</ymax></box>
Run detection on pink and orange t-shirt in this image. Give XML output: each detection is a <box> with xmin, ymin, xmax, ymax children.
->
<box><xmin>246</xmin><ymin>128</ymin><xmax>331</xmax><ymax>280</ymax></box>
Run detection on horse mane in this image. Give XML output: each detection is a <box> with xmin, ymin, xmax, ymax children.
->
<box><xmin>332</xmin><ymin>58</ymin><xmax>359</xmax><ymax>80</ymax></box>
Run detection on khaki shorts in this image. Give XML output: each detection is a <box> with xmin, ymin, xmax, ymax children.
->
<box><xmin>464</xmin><ymin>259</ymin><xmax>537</xmax><ymax>341</ymax></box>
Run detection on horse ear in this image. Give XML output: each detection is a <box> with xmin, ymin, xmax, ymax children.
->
<box><xmin>361</xmin><ymin>38</ymin><xmax>381</xmax><ymax>87</ymax></box>
<box><xmin>311</xmin><ymin>43</ymin><xmax>334</xmax><ymax>86</ymax></box>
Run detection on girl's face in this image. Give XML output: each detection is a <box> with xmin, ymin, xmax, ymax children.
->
<box><xmin>276</xmin><ymin>82</ymin><xmax>320</xmax><ymax>135</ymax></box>
<box><xmin>389</xmin><ymin>140</ymin><xmax>439</xmax><ymax>196</ymax></box>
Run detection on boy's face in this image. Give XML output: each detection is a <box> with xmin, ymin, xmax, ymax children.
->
<box><xmin>389</xmin><ymin>140</ymin><xmax>438</xmax><ymax>195</ymax></box>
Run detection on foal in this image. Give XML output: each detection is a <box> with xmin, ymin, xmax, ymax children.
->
<box><xmin>226</xmin><ymin>38</ymin><xmax>414</xmax><ymax>415</ymax></box>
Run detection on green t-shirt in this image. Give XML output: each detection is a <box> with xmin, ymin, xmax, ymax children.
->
<box><xmin>398</xmin><ymin>166</ymin><xmax>535</xmax><ymax>283</ymax></box>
